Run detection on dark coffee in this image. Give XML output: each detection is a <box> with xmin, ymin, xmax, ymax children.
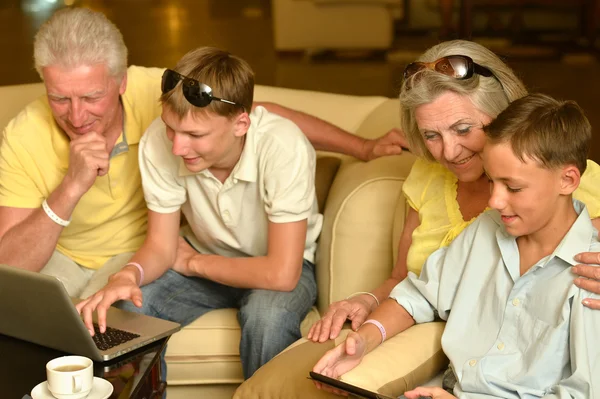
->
<box><xmin>53</xmin><ymin>365</ymin><xmax>86</xmax><ymax>372</ymax></box>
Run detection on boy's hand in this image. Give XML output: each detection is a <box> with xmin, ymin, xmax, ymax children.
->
<box><xmin>312</xmin><ymin>331</ymin><xmax>366</xmax><ymax>394</ymax></box>
<box><xmin>572</xmin><ymin>253</ymin><xmax>600</xmax><ymax>309</ymax></box>
<box><xmin>172</xmin><ymin>237</ymin><xmax>201</xmax><ymax>277</ymax></box>
<box><xmin>403</xmin><ymin>386</ymin><xmax>457</xmax><ymax>399</ymax></box>
<box><xmin>361</xmin><ymin>128</ymin><xmax>409</xmax><ymax>162</ymax></box>
<box><xmin>76</xmin><ymin>268</ymin><xmax>142</xmax><ymax>336</ymax></box>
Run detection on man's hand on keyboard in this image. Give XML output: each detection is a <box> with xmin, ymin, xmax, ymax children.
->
<box><xmin>76</xmin><ymin>269</ymin><xmax>142</xmax><ymax>336</ymax></box>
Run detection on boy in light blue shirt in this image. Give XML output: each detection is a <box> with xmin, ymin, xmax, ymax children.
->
<box><xmin>313</xmin><ymin>93</ymin><xmax>599</xmax><ymax>399</ymax></box>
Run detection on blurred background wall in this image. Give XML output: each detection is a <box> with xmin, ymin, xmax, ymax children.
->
<box><xmin>2</xmin><ymin>0</ymin><xmax>600</xmax><ymax>159</ymax></box>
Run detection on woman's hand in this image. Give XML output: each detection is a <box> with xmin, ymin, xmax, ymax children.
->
<box><xmin>307</xmin><ymin>294</ymin><xmax>376</xmax><ymax>342</ymax></box>
<box><xmin>312</xmin><ymin>331</ymin><xmax>367</xmax><ymax>395</ymax></box>
<box><xmin>403</xmin><ymin>386</ymin><xmax>457</xmax><ymax>399</ymax></box>
<box><xmin>574</xmin><ymin>252</ymin><xmax>600</xmax><ymax>309</ymax></box>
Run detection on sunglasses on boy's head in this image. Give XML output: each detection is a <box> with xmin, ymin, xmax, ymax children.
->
<box><xmin>403</xmin><ymin>55</ymin><xmax>494</xmax><ymax>82</ymax></box>
<box><xmin>161</xmin><ymin>69</ymin><xmax>246</xmax><ymax>111</ymax></box>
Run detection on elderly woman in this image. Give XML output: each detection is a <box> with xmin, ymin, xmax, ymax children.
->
<box><xmin>305</xmin><ymin>40</ymin><xmax>600</xmax><ymax>348</ymax></box>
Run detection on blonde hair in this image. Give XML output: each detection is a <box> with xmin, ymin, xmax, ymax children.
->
<box><xmin>34</xmin><ymin>7</ymin><xmax>127</xmax><ymax>80</ymax></box>
<box><xmin>161</xmin><ymin>47</ymin><xmax>254</xmax><ymax>120</ymax></box>
<box><xmin>400</xmin><ymin>40</ymin><xmax>528</xmax><ymax>161</ymax></box>
<box><xmin>484</xmin><ymin>93</ymin><xmax>591</xmax><ymax>174</ymax></box>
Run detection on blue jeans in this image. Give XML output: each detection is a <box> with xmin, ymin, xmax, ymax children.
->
<box><xmin>118</xmin><ymin>259</ymin><xmax>317</xmax><ymax>379</ymax></box>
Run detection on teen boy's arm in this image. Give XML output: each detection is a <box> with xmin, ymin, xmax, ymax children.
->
<box><xmin>76</xmin><ymin>209</ymin><xmax>181</xmax><ymax>335</ymax></box>
<box><xmin>175</xmin><ymin>219</ymin><xmax>308</xmax><ymax>291</ymax></box>
<box><xmin>76</xmin><ymin>118</ymin><xmax>188</xmax><ymax>334</ymax></box>
<box><xmin>254</xmin><ymin>102</ymin><xmax>408</xmax><ymax>162</ymax></box>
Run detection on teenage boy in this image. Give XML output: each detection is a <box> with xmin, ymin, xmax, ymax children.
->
<box><xmin>77</xmin><ymin>47</ymin><xmax>322</xmax><ymax>378</ymax></box>
<box><xmin>313</xmin><ymin>93</ymin><xmax>599</xmax><ymax>398</ymax></box>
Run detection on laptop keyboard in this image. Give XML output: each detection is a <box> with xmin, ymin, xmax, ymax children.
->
<box><xmin>92</xmin><ymin>323</ymin><xmax>140</xmax><ymax>351</ymax></box>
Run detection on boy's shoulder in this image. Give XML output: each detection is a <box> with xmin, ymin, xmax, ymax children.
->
<box><xmin>464</xmin><ymin>209</ymin><xmax>503</xmax><ymax>236</ymax></box>
<box><xmin>140</xmin><ymin>116</ymin><xmax>169</xmax><ymax>150</ymax></box>
<box><xmin>250</xmin><ymin>106</ymin><xmax>313</xmax><ymax>155</ymax></box>
<box><xmin>139</xmin><ymin>117</ymin><xmax>179</xmax><ymax>171</ymax></box>
<box><xmin>442</xmin><ymin>210</ymin><xmax>502</xmax><ymax>252</ymax></box>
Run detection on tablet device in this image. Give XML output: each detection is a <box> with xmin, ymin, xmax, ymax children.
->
<box><xmin>308</xmin><ymin>371</ymin><xmax>397</xmax><ymax>399</ymax></box>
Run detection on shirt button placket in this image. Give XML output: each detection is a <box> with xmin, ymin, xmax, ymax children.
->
<box><xmin>223</xmin><ymin>210</ymin><xmax>231</xmax><ymax>224</ymax></box>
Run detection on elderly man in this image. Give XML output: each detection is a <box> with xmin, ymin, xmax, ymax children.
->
<box><xmin>0</xmin><ymin>8</ymin><xmax>163</xmax><ymax>298</ymax></box>
<box><xmin>0</xmin><ymin>7</ymin><xmax>406</xmax><ymax>300</ymax></box>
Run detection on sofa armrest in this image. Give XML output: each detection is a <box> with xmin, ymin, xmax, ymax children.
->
<box><xmin>316</xmin><ymin>153</ymin><xmax>416</xmax><ymax>314</ymax></box>
<box><xmin>234</xmin><ymin>322</ymin><xmax>447</xmax><ymax>399</ymax></box>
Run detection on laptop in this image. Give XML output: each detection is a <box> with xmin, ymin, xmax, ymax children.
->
<box><xmin>0</xmin><ymin>264</ymin><xmax>181</xmax><ymax>361</ymax></box>
<box><xmin>309</xmin><ymin>371</ymin><xmax>397</xmax><ymax>399</ymax></box>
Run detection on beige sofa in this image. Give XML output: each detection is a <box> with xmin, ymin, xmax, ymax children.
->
<box><xmin>0</xmin><ymin>82</ymin><xmax>446</xmax><ymax>398</ymax></box>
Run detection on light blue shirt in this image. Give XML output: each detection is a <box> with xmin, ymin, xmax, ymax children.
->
<box><xmin>390</xmin><ymin>200</ymin><xmax>599</xmax><ymax>398</ymax></box>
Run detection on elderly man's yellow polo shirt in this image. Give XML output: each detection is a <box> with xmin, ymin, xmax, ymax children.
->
<box><xmin>0</xmin><ymin>66</ymin><xmax>164</xmax><ymax>269</ymax></box>
<box><xmin>139</xmin><ymin>106</ymin><xmax>323</xmax><ymax>263</ymax></box>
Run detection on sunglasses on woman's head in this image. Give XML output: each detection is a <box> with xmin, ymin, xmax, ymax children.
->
<box><xmin>403</xmin><ymin>55</ymin><xmax>494</xmax><ymax>82</ymax></box>
<box><xmin>161</xmin><ymin>69</ymin><xmax>246</xmax><ymax>111</ymax></box>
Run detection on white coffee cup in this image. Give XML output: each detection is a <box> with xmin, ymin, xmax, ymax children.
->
<box><xmin>46</xmin><ymin>355</ymin><xmax>93</xmax><ymax>399</ymax></box>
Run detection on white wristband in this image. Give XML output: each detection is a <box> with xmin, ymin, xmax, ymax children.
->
<box><xmin>42</xmin><ymin>199</ymin><xmax>71</xmax><ymax>227</ymax></box>
<box><xmin>346</xmin><ymin>291</ymin><xmax>380</xmax><ymax>307</ymax></box>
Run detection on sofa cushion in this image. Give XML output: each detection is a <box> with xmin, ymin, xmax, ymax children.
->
<box><xmin>234</xmin><ymin>322</ymin><xmax>448</xmax><ymax>398</ymax></box>
<box><xmin>166</xmin><ymin>306</ymin><xmax>322</xmax><ymax>385</ymax></box>
<box><xmin>315</xmin><ymin>154</ymin><xmax>416</xmax><ymax>312</ymax></box>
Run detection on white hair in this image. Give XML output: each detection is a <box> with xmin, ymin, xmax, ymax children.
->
<box><xmin>33</xmin><ymin>7</ymin><xmax>127</xmax><ymax>80</ymax></box>
<box><xmin>399</xmin><ymin>40</ymin><xmax>529</xmax><ymax>160</ymax></box>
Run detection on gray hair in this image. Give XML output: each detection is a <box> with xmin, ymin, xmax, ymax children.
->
<box><xmin>399</xmin><ymin>40</ymin><xmax>528</xmax><ymax>160</ymax></box>
<box><xmin>33</xmin><ymin>7</ymin><xmax>128</xmax><ymax>80</ymax></box>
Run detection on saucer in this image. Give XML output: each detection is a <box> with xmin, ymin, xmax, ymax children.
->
<box><xmin>31</xmin><ymin>376</ymin><xmax>113</xmax><ymax>399</ymax></box>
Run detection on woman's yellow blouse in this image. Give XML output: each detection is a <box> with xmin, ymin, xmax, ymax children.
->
<box><xmin>403</xmin><ymin>158</ymin><xmax>600</xmax><ymax>276</ymax></box>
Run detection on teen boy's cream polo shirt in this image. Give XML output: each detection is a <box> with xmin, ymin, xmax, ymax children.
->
<box><xmin>0</xmin><ymin>66</ymin><xmax>164</xmax><ymax>269</ymax></box>
<box><xmin>139</xmin><ymin>106</ymin><xmax>323</xmax><ymax>263</ymax></box>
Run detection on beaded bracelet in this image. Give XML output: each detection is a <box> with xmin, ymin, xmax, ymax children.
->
<box><xmin>346</xmin><ymin>291</ymin><xmax>380</xmax><ymax>307</ymax></box>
